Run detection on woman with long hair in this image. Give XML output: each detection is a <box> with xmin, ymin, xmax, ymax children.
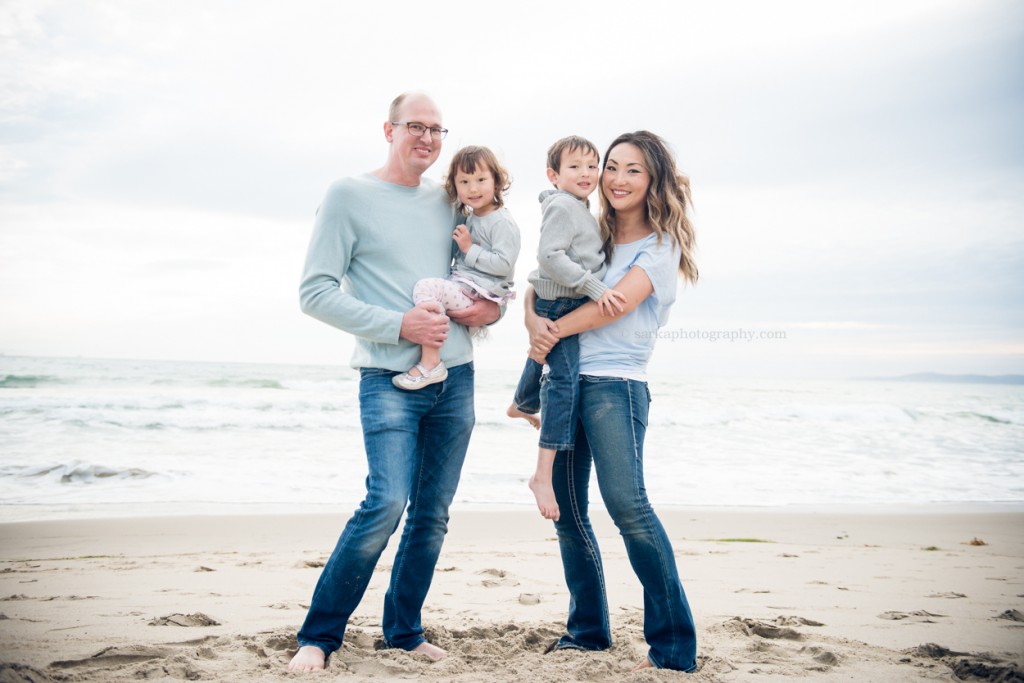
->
<box><xmin>524</xmin><ymin>130</ymin><xmax>699</xmax><ymax>672</ymax></box>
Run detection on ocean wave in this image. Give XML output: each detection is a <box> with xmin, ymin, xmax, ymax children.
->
<box><xmin>0</xmin><ymin>397</ymin><xmax>360</xmax><ymax>432</ymax></box>
<box><xmin>2</xmin><ymin>462</ymin><xmax>161</xmax><ymax>485</ymax></box>
<box><xmin>951</xmin><ymin>411</ymin><xmax>1017</xmax><ymax>425</ymax></box>
<box><xmin>41</xmin><ymin>416</ymin><xmax>353</xmax><ymax>432</ymax></box>
<box><xmin>3</xmin><ymin>356</ymin><xmax>1021</xmax><ymax>511</ymax></box>
<box><xmin>205</xmin><ymin>378</ymin><xmax>286</xmax><ymax>389</ymax></box>
<box><xmin>649</xmin><ymin>403</ymin><xmax>919</xmax><ymax>427</ymax></box>
<box><xmin>0</xmin><ymin>374</ymin><xmax>64</xmax><ymax>389</ymax></box>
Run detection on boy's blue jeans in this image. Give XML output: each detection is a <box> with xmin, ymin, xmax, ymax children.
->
<box><xmin>512</xmin><ymin>295</ymin><xmax>587</xmax><ymax>450</ymax></box>
<box><xmin>296</xmin><ymin>363</ymin><xmax>475</xmax><ymax>656</ymax></box>
<box><xmin>551</xmin><ymin>375</ymin><xmax>698</xmax><ymax>672</ymax></box>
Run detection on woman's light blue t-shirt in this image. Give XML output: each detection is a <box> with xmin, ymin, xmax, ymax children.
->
<box><xmin>578</xmin><ymin>233</ymin><xmax>681</xmax><ymax>381</ymax></box>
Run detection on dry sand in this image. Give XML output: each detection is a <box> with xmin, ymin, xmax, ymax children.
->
<box><xmin>1</xmin><ymin>507</ymin><xmax>1022</xmax><ymax>682</ymax></box>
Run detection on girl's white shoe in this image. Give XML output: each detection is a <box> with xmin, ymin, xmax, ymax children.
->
<box><xmin>392</xmin><ymin>362</ymin><xmax>448</xmax><ymax>390</ymax></box>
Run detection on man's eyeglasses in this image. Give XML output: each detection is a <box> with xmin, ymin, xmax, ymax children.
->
<box><xmin>392</xmin><ymin>121</ymin><xmax>448</xmax><ymax>140</ymax></box>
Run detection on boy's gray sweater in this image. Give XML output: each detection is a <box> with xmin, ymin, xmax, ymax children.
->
<box><xmin>528</xmin><ymin>189</ymin><xmax>609</xmax><ymax>301</ymax></box>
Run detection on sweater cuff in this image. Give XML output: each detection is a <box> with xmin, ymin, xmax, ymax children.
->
<box><xmin>464</xmin><ymin>244</ymin><xmax>482</xmax><ymax>268</ymax></box>
<box><xmin>382</xmin><ymin>310</ymin><xmax>405</xmax><ymax>345</ymax></box>
<box><xmin>578</xmin><ymin>274</ymin><xmax>609</xmax><ymax>301</ymax></box>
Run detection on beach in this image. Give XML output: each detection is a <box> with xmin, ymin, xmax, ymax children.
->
<box><xmin>1</xmin><ymin>507</ymin><xmax>1022</xmax><ymax>682</ymax></box>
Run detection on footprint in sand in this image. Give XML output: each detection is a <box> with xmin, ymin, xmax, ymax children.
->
<box><xmin>995</xmin><ymin>609</ymin><xmax>1024</xmax><ymax>623</ymax></box>
<box><xmin>877</xmin><ymin>610</ymin><xmax>945</xmax><ymax>622</ymax></box>
<box><xmin>148</xmin><ymin>612</ymin><xmax>220</xmax><ymax>627</ymax></box>
<box><xmin>906</xmin><ymin>643</ymin><xmax>1024</xmax><ymax>680</ymax></box>
<box><xmin>264</xmin><ymin>602</ymin><xmax>292</xmax><ymax>610</ymax></box>
<box><xmin>775</xmin><ymin>616</ymin><xmax>824</xmax><ymax>627</ymax></box>
<box><xmin>727</xmin><ymin>616</ymin><xmax>824</xmax><ymax>639</ymax></box>
<box><xmin>800</xmin><ymin>645</ymin><xmax>840</xmax><ymax>666</ymax></box>
<box><xmin>720</xmin><ymin>617</ymin><xmax>838</xmax><ymax>673</ymax></box>
<box><xmin>476</xmin><ymin>568</ymin><xmax>520</xmax><ymax>588</ymax></box>
<box><xmin>51</xmin><ymin>644</ymin><xmax>174</xmax><ymax>669</ymax></box>
<box><xmin>0</xmin><ymin>663</ymin><xmax>53</xmax><ymax>682</ymax></box>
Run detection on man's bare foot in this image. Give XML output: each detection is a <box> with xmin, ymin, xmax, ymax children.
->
<box><xmin>287</xmin><ymin>645</ymin><xmax>326</xmax><ymax>672</ymax></box>
<box><xmin>411</xmin><ymin>641</ymin><xmax>447</xmax><ymax>661</ymax></box>
<box><xmin>528</xmin><ymin>475</ymin><xmax>560</xmax><ymax>521</ymax></box>
<box><xmin>507</xmin><ymin>404</ymin><xmax>540</xmax><ymax>430</ymax></box>
<box><xmin>631</xmin><ymin>657</ymin><xmax>653</xmax><ymax>671</ymax></box>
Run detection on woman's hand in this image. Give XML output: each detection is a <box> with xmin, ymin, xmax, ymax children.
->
<box><xmin>521</xmin><ymin>286</ymin><xmax>558</xmax><ymax>363</ymax></box>
<box><xmin>527</xmin><ymin>314</ymin><xmax>560</xmax><ymax>363</ymax></box>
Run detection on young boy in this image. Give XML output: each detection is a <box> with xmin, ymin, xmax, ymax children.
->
<box><xmin>507</xmin><ymin>135</ymin><xmax>626</xmax><ymax>521</ymax></box>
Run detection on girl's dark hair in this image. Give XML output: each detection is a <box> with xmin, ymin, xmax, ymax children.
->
<box><xmin>444</xmin><ymin>146</ymin><xmax>512</xmax><ymax>215</ymax></box>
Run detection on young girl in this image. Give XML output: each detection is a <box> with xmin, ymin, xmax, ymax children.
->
<box><xmin>393</xmin><ymin>146</ymin><xmax>521</xmax><ymax>390</ymax></box>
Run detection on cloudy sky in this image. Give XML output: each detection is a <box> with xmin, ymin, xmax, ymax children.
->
<box><xmin>1</xmin><ymin>0</ymin><xmax>1021</xmax><ymax>378</ymax></box>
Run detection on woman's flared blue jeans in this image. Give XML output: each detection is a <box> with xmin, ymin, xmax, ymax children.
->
<box><xmin>552</xmin><ymin>375</ymin><xmax>697</xmax><ymax>672</ymax></box>
<box><xmin>296</xmin><ymin>363</ymin><xmax>475</xmax><ymax>656</ymax></box>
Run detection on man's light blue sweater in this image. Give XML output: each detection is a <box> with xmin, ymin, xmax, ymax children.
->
<box><xmin>299</xmin><ymin>173</ymin><xmax>472</xmax><ymax>371</ymax></box>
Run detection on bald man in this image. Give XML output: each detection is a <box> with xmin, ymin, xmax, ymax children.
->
<box><xmin>289</xmin><ymin>92</ymin><xmax>499</xmax><ymax>672</ymax></box>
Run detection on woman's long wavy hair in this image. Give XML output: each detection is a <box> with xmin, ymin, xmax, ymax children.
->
<box><xmin>598</xmin><ymin>131</ymin><xmax>698</xmax><ymax>284</ymax></box>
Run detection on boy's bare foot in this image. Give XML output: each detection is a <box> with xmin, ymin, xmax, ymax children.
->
<box><xmin>631</xmin><ymin>657</ymin><xmax>653</xmax><ymax>671</ymax></box>
<box><xmin>287</xmin><ymin>645</ymin><xmax>326</xmax><ymax>672</ymax></box>
<box><xmin>506</xmin><ymin>404</ymin><xmax>540</xmax><ymax>430</ymax></box>
<box><xmin>412</xmin><ymin>641</ymin><xmax>447</xmax><ymax>661</ymax></box>
<box><xmin>528</xmin><ymin>475</ymin><xmax>560</xmax><ymax>521</ymax></box>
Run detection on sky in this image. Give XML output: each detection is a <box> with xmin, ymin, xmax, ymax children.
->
<box><xmin>1</xmin><ymin>0</ymin><xmax>1022</xmax><ymax>379</ymax></box>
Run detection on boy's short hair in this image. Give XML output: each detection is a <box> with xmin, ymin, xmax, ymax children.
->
<box><xmin>546</xmin><ymin>135</ymin><xmax>600</xmax><ymax>173</ymax></box>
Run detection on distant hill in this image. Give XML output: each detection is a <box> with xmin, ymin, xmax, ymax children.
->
<box><xmin>859</xmin><ymin>373</ymin><xmax>1024</xmax><ymax>385</ymax></box>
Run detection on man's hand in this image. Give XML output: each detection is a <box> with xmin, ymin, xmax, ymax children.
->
<box><xmin>453</xmin><ymin>225</ymin><xmax>473</xmax><ymax>254</ymax></box>
<box><xmin>448</xmin><ymin>299</ymin><xmax>499</xmax><ymax>327</ymax></box>
<box><xmin>400</xmin><ymin>302</ymin><xmax>449</xmax><ymax>348</ymax></box>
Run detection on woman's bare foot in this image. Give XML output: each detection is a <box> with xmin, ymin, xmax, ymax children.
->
<box><xmin>287</xmin><ymin>645</ymin><xmax>326</xmax><ymax>672</ymax></box>
<box><xmin>507</xmin><ymin>404</ymin><xmax>540</xmax><ymax>430</ymax></box>
<box><xmin>631</xmin><ymin>657</ymin><xmax>653</xmax><ymax>671</ymax></box>
<box><xmin>528</xmin><ymin>475</ymin><xmax>560</xmax><ymax>521</ymax></box>
<box><xmin>412</xmin><ymin>641</ymin><xmax>447</xmax><ymax>661</ymax></box>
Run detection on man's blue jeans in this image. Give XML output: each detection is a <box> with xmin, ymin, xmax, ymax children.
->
<box><xmin>551</xmin><ymin>375</ymin><xmax>698</xmax><ymax>672</ymax></box>
<box><xmin>296</xmin><ymin>362</ymin><xmax>475</xmax><ymax>656</ymax></box>
<box><xmin>512</xmin><ymin>295</ymin><xmax>587</xmax><ymax>450</ymax></box>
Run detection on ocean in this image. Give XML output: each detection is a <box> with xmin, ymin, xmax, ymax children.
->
<box><xmin>1</xmin><ymin>355</ymin><xmax>1022</xmax><ymax>522</ymax></box>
